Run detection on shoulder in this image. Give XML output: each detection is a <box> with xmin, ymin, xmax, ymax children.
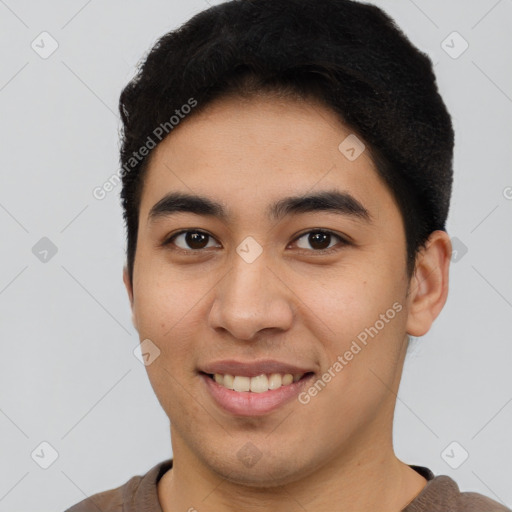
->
<box><xmin>405</xmin><ymin>470</ymin><xmax>511</xmax><ymax>512</ymax></box>
<box><xmin>458</xmin><ymin>487</ymin><xmax>511</xmax><ymax>512</ymax></box>
<box><xmin>64</xmin><ymin>473</ymin><xmax>142</xmax><ymax>512</ymax></box>
<box><xmin>64</xmin><ymin>459</ymin><xmax>173</xmax><ymax>512</ymax></box>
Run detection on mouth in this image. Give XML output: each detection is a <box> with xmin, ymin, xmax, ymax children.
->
<box><xmin>200</xmin><ymin>371</ymin><xmax>316</xmax><ymax>416</ymax></box>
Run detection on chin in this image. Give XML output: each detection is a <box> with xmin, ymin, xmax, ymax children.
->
<box><xmin>202</xmin><ymin>449</ymin><xmax>313</xmax><ymax>488</ymax></box>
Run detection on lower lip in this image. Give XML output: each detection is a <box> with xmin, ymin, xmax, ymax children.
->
<box><xmin>201</xmin><ymin>373</ymin><xmax>314</xmax><ymax>416</ymax></box>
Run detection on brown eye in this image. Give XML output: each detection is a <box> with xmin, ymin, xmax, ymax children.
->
<box><xmin>166</xmin><ymin>230</ymin><xmax>220</xmax><ymax>251</ymax></box>
<box><xmin>293</xmin><ymin>230</ymin><xmax>348</xmax><ymax>253</ymax></box>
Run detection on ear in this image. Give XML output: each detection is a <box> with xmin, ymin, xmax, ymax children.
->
<box><xmin>405</xmin><ymin>230</ymin><xmax>452</xmax><ymax>337</ymax></box>
<box><xmin>123</xmin><ymin>265</ymin><xmax>138</xmax><ymax>332</ymax></box>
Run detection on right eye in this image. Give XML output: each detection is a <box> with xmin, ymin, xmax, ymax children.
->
<box><xmin>163</xmin><ymin>230</ymin><xmax>221</xmax><ymax>252</ymax></box>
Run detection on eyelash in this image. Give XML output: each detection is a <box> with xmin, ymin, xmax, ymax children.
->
<box><xmin>161</xmin><ymin>229</ymin><xmax>350</xmax><ymax>255</ymax></box>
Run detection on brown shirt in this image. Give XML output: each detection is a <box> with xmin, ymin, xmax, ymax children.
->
<box><xmin>65</xmin><ymin>459</ymin><xmax>511</xmax><ymax>512</ymax></box>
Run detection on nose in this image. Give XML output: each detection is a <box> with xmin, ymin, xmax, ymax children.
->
<box><xmin>208</xmin><ymin>250</ymin><xmax>295</xmax><ymax>341</ymax></box>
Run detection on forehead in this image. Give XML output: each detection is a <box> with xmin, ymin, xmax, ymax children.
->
<box><xmin>138</xmin><ymin>94</ymin><xmax>397</xmax><ymax>228</ymax></box>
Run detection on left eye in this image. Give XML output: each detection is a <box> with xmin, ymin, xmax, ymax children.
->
<box><xmin>292</xmin><ymin>230</ymin><xmax>346</xmax><ymax>252</ymax></box>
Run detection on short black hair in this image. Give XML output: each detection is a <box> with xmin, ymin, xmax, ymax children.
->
<box><xmin>119</xmin><ymin>0</ymin><xmax>454</xmax><ymax>288</ymax></box>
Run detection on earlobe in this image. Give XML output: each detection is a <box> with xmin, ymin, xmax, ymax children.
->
<box><xmin>122</xmin><ymin>265</ymin><xmax>138</xmax><ymax>331</ymax></box>
<box><xmin>405</xmin><ymin>231</ymin><xmax>452</xmax><ymax>337</ymax></box>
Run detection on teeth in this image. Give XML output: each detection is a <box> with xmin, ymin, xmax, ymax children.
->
<box><xmin>268</xmin><ymin>373</ymin><xmax>282</xmax><ymax>390</ymax></box>
<box><xmin>250</xmin><ymin>374</ymin><xmax>268</xmax><ymax>393</ymax></box>
<box><xmin>282</xmin><ymin>374</ymin><xmax>293</xmax><ymax>385</ymax></box>
<box><xmin>223</xmin><ymin>374</ymin><xmax>234</xmax><ymax>390</ymax></box>
<box><xmin>212</xmin><ymin>372</ymin><xmax>305</xmax><ymax>392</ymax></box>
<box><xmin>233</xmin><ymin>376</ymin><xmax>250</xmax><ymax>392</ymax></box>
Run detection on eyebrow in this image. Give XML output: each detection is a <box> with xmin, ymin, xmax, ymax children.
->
<box><xmin>147</xmin><ymin>190</ymin><xmax>372</xmax><ymax>224</ymax></box>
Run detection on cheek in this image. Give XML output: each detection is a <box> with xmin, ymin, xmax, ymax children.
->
<box><xmin>133</xmin><ymin>251</ymin><xmax>206</xmax><ymax>337</ymax></box>
<box><xmin>133</xmin><ymin>275</ymin><xmax>206</xmax><ymax>416</ymax></box>
<box><xmin>308</xmin><ymin>264</ymin><xmax>407</xmax><ymax>361</ymax></box>
<box><xmin>304</xmin><ymin>271</ymin><xmax>375</xmax><ymax>335</ymax></box>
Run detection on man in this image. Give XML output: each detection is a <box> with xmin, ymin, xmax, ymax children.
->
<box><xmin>66</xmin><ymin>0</ymin><xmax>511</xmax><ymax>510</ymax></box>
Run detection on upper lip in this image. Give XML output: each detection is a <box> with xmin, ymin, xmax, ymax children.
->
<box><xmin>199</xmin><ymin>359</ymin><xmax>315</xmax><ymax>378</ymax></box>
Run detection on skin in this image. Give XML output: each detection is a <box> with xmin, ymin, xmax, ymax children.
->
<box><xmin>123</xmin><ymin>93</ymin><xmax>452</xmax><ymax>512</ymax></box>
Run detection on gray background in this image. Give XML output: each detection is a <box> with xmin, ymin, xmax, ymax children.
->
<box><xmin>0</xmin><ymin>0</ymin><xmax>511</xmax><ymax>510</ymax></box>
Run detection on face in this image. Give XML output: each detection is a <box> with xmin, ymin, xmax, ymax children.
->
<box><xmin>123</xmin><ymin>94</ymin><xmax>443</xmax><ymax>486</ymax></box>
